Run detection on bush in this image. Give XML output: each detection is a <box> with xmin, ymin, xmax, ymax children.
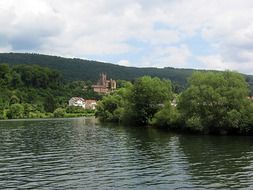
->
<box><xmin>6</xmin><ymin>103</ymin><xmax>24</xmax><ymax>119</ymax></box>
<box><xmin>151</xmin><ymin>103</ymin><xmax>180</xmax><ymax>128</ymax></box>
<box><xmin>66</xmin><ymin>106</ymin><xmax>85</xmax><ymax>113</ymax></box>
<box><xmin>0</xmin><ymin>106</ymin><xmax>6</xmax><ymax>119</ymax></box>
<box><xmin>53</xmin><ymin>108</ymin><xmax>66</xmax><ymax>118</ymax></box>
<box><xmin>178</xmin><ymin>71</ymin><xmax>253</xmax><ymax>134</ymax></box>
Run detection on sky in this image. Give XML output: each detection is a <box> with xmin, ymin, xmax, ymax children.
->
<box><xmin>0</xmin><ymin>0</ymin><xmax>253</xmax><ymax>74</ymax></box>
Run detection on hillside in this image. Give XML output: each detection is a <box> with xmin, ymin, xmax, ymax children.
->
<box><xmin>0</xmin><ymin>53</ymin><xmax>194</xmax><ymax>85</ymax></box>
<box><xmin>0</xmin><ymin>53</ymin><xmax>253</xmax><ymax>92</ymax></box>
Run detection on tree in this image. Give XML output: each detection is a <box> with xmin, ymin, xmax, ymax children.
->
<box><xmin>10</xmin><ymin>71</ymin><xmax>23</xmax><ymax>87</ymax></box>
<box><xmin>178</xmin><ymin>71</ymin><xmax>253</xmax><ymax>134</ymax></box>
<box><xmin>0</xmin><ymin>64</ymin><xmax>11</xmax><ymax>86</ymax></box>
<box><xmin>53</xmin><ymin>108</ymin><xmax>66</xmax><ymax>118</ymax></box>
<box><xmin>95</xmin><ymin>84</ymin><xmax>132</xmax><ymax>122</ymax></box>
<box><xmin>127</xmin><ymin>76</ymin><xmax>172</xmax><ymax>126</ymax></box>
<box><xmin>151</xmin><ymin>102</ymin><xmax>180</xmax><ymax>128</ymax></box>
<box><xmin>9</xmin><ymin>95</ymin><xmax>20</xmax><ymax>105</ymax></box>
<box><xmin>44</xmin><ymin>93</ymin><xmax>57</xmax><ymax>113</ymax></box>
<box><xmin>0</xmin><ymin>64</ymin><xmax>10</xmax><ymax>78</ymax></box>
<box><xmin>0</xmin><ymin>104</ymin><xmax>6</xmax><ymax>119</ymax></box>
<box><xmin>6</xmin><ymin>104</ymin><xmax>24</xmax><ymax>119</ymax></box>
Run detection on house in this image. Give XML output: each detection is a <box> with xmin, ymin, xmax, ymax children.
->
<box><xmin>247</xmin><ymin>96</ymin><xmax>253</xmax><ymax>100</ymax></box>
<box><xmin>69</xmin><ymin>97</ymin><xmax>86</xmax><ymax>108</ymax></box>
<box><xmin>92</xmin><ymin>73</ymin><xmax>116</xmax><ymax>94</ymax></box>
<box><xmin>68</xmin><ymin>97</ymin><xmax>97</xmax><ymax>110</ymax></box>
<box><xmin>85</xmin><ymin>100</ymin><xmax>97</xmax><ymax>110</ymax></box>
<box><xmin>171</xmin><ymin>99</ymin><xmax>177</xmax><ymax>107</ymax></box>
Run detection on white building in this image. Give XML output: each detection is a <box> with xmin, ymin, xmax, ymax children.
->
<box><xmin>68</xmin><ymin>97</ymin><xmax>97</xmax><ymax>110</ymax></box>
<box><xmin>68</xmin><ymin>97</ymin><xmax>86</xmax><ymax>108</ymax></box>
<box><xmin>85</xmin><ymin>100</ymin><xmax>97</xmax><ymax>110</ymax></box>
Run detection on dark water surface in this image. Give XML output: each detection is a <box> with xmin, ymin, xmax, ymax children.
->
<box><xmin>0</xmin><ymin>117</ymin><xmax>253</xmax><ymax>189</ymax></box>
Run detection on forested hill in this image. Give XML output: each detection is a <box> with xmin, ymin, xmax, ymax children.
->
<box><xmin>0</xmin><ymin>53</ymin><xmax>194</xmax><ymax>85</ymax></box>
<box><xmin>0</xmin><ymin>53</ymin><xmax>253</xmax><ymax>90</ymax></box>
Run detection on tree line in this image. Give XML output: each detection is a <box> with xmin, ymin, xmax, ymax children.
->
<box><xmin>0</xmin><ymin>64</ymin><xmax>101</xmax><ymax>119</ymax></box>
<box><xmin>96</xmin><ymin>71</ymin><xmax>253</xmax><ymax>135</ymax></box>
<box><xmin>1</xmin><ymin>53</ymin><xmax>253</xmax><ymax>95</ymax></box>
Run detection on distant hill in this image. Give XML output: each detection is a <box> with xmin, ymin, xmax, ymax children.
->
<box><xmin>0</xmin><ymin>53</ymin><xmax>194</xmax><ymax>84</ymax></box>
<box><xmin>0</xmin><ymin>53</ymin><xmax>253</xmax><ymax>92</ymax></box>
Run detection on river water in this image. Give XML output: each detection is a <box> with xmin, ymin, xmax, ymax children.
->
<box><xmin>0</xmin><ymin>117</ymin><xmax>253</xmax><ymax>189</ymax></box>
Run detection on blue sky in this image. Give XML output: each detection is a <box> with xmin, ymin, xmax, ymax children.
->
<box><xmin>0</xmin><ymin>0</ymin><xmax>253</xmax><ymax>74</ymax></box>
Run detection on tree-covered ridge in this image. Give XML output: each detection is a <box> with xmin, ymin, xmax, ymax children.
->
<box><xmin>96</xmin><ymin>72</ymin><xmax>253</xmax><ymax>135</ymax></box>
<box><xmin>1</xmin><ymin>53</ymin><xmax>253</xmax><ymax>94</ymax></box>
<box><xmin>0</xmin><ymin>53</ymin><xmax>200</xmax><ymax>88</ymax></box>
<box><xmin>0</xmin><ymin>64</ymin><xmax>100</xmax><ymax>119</ymax></box>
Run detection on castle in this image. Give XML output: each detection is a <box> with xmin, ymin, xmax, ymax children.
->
<box><xmin>92</xmin><ymin>73</ymin><xmax>116</xmax><ymax>94</ymax></box>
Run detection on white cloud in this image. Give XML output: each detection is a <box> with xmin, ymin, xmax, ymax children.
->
<box><xmin>0</xmin><ymin>0</ymin><xmax>253</xmax><ymax>73</ymax></box>
<box><xmin>0</xmin><ymin>0</ymin><xmax>64</xmax><ymax>51</ymax></box>
<box><xmin>141</xmin><ymin>45</ymin><xmax>191</xmax><ymax>68</ymax></box>
<box><xmin>117</xmin><ymin>60</ymin><xmax>131</xmax><ymax>67</ymax></box>
<box><xmin>197</xmin><ymin>54</ymin><xmax>253</xmax><ymax>74</ymax></box>
<box><xmin>197</xmin><ymin>55</ymin><xmax>229</xmax><ymax>71</ymax></box>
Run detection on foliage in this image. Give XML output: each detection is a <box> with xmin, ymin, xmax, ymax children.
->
<box><xmin>6</xmin><ymin>104</ymin><xmax>24</xmax><ymax>119</ymax></box>
<box><xmin>0</xmin><ymin>63</ymin><xmax>100</xmax><ymax>120</ymax></box>
<box><xmin>0</xmin><ymin>53</ymin><xmax>198</xmax><ymax>89</ymax></box>
<box><xmin>96</xmin><ymin>76</ymin><xmax>172</xmax><ymax>126</ymax></box>
<box><xmin>127</xmin><ymin>76</ymin><xmax>172</xmax><ymax>125</ymax></box>
<box><xmin>1</xmin><ymin>53</ymin><xmax>253</xmax><ymax>93</ymax></box>
<box><xmin>151</xmin><ymin>102</ymin><xmax>181</xmax><ymax>128</ymax></box>
<box><xmin>9</xmin><ymin>95</ymin><xmax>20</xmax><ymax>105</ymax></box>
<box><xmin>177</xmin><ymin>71</ymin><xmax>253</xmax><ymax>134</ymax></box>
<box><xmin>96</xmin><ymin>71</ymin><xmax>253</xmax><ymax>135</ymax></box>
<box><xmin>95</xmin><ymin>84</ymin><xmax>131</xmax><ymax>122</ymax></box>
<box><xmin>66</xmin><ymin>106</ymin><xmax>95</xmax><ymax>114</ymax></box>
<box><xmin>53</xmin><ymin>108</ymin><xmax>66</xmax><ymax>118</ymax></box>
<box><xmin>0</xmin><ymin>105</ymin><xmax>6</xmax><ymax>119</ymax></box>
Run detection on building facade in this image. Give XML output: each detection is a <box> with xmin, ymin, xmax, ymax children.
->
<box><xmin>92</xmin><ymin>73</ymin><xmax>116</xmax><ymax>94</ymax></box>
<box><xmin>69</xmin><ymin>97</ymin><xmax>86</xmax><ymax>108</ymax></box>
<box><xmin>68</xmin><ymin>97</ymin><xmax>97</xmax><ymax>110</ymax></box>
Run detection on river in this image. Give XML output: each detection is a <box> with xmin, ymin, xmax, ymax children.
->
<box><xmin>0</xmin><ymin>117</ymin><xmax>253</xmax><ymax>189</ymax></box>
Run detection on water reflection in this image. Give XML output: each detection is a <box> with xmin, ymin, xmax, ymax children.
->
<box><xmin>179</xmin><ymin>135</ymin><xmax>253</xmax><ymax>189</ymax></box>
<box><xmin>100</xmin><ymin>124</ymin><xmax>195</xmax><ymax>189</ymax></box>
<box><xmin>0</xmin><ymin>118</ymin><xmax>253</xmax><ymax>189</ymax></box>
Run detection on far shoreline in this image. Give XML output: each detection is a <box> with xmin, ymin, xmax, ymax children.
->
<box><xmin>0</xmin><ymin>115</ymin><xmax>96</xmax><ymax>122</ymax></box>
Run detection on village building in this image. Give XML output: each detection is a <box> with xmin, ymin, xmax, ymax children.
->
<box><xmin>69</xmin><ymin>97</ymin><xmax>86</xmax><ymax>108</ymax></box>
<box><xmin>171</xmin><ymin>99</ymin><xmax>177</xmax><ymax>107</ymax></box>
<box><xmin>68</xmin><ymin>97</ymin><xmax>97</xmax><ymax>110</ymax></box>
<box><xmin>92</xmin><ymin>73</ymin><xmax>116</xmax><ymax>94</ymax></box>
<box><xmin>247</xmin><ymin>96</ymin><xmax>253</xmax><ymax>100</ymax></box>
<box><xmin>85</xmin><ymin>99</ymin><xmax>97</xmax><ymax>110</ymax></box>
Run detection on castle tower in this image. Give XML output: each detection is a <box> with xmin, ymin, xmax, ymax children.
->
<box><xmin>102</xmin><ymin>73</ymin><xmax>107</xmax><ymax>86</ymax></box>
<box><xmin>98</xmin><ymin>73</ymin><xmax>107</xmax><ymax>86</ymax></box>
<box><xmin>92</xmin><ymin>73</ymin><xmax>116</xmax><ymax>94</ymax></box>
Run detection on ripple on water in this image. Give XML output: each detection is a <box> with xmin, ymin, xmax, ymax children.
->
<box><xmin>0</xmin><ymin>118</ymin><xmax>253</xmax><ymax>189</ymax></box>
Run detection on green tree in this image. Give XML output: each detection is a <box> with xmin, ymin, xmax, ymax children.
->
<box><xmin>0</xmin><ymin>64</ymin><xmax>10</xmax><ymax>77</ymax></box>
<box><xmin>53</xmin><ymin>108</ymin><xmax>66</xmax><ymax>118</ymax></box>
<box><xmin>0</xmin><ymin>105</ymin><xmax>6</xmax><ymax>119</ymax></box>
<box><xmin>151</xmin><ymin>102</ymin><xmax>180</xmax><ymax>128</ymax></box>
<box><xmin>127</xmin><ymin>76</ymin><xmax>172</xmax><ymax>126</ymax></box>
<box><xmin>6</xmin><ymin>103</ymin><xmax>24</xmax><ymax>119</ymax></box>
<box><xmin>10</xmin><ymin>71</ymin><xmax>23</xmax><ymax>87</ymax></box>
<box><xmin>9</xmin><ymin>95</ymin><xmax>20</xmax><ymax>105</ymax></box>
<box><xmin>95</xmin><ymin>84</ymin><xmax>131</xmax><ymax>122</ymax></box>
<box><xmin>44</xmin><ymin>93</ymin><xmax>57</xmax><ymax>113</ymax></box>
<box><xmin>0</xmin><ymin>64</ymin><xmax>11</xmax><ymax>86</ymax></box>
<box><xmin>178</xmin><ymin>71</ymin><xmax>253</xmax><ymax>134</ymax></box>
<box><xmin>23</xmin><ymin>103</ymin><xmax>36</xmax><ymax>118</ymax></box>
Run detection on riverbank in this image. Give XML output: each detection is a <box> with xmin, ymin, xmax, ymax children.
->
<box><xmin>0</xmin><ymin>112</ymin><xmax>95</xmax><ymax>121</ymax></box>
<box><xmin>96</xmin><ymin>73</ymin><xmax>253</xmax><ymax>135</ymax></box>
